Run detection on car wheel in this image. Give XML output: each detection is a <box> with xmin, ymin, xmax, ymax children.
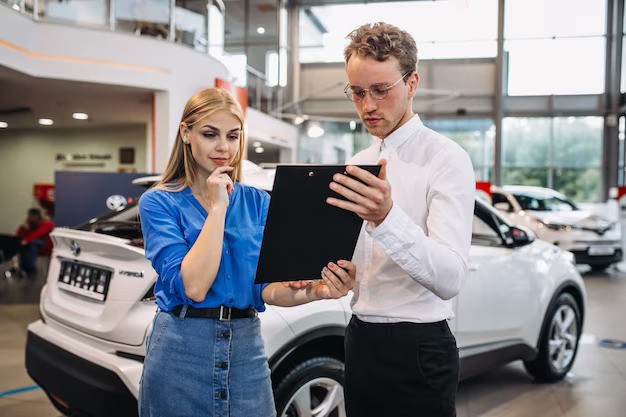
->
<box><xmin>274</xmin><ymin>356</ymin><xmax>346</xmax><ymax>417</ymax></box>
<box><xmin>524</xmin><ymin>292</ymin><xmax>581</xmax><ymax>382</ymax></box>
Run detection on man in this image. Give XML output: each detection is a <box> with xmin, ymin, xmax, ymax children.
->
<box><xmin>326</xmin><ymin>23</ymin><xmax>475</xmax><ymax>416</ymax></box>
<box><xmin>16</xmin><ymin>208</ymin><xmax>54</xmax><ymax>275</ymax></box>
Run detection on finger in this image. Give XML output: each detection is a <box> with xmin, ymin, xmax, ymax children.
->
<box><xmin>326</xmin><ymin>196</ymin><xmax>370</xmax><ymax>217</ymax></box>
<box><xmin>323</xmin><ymin>265</ymin><xmax>348</xmax><ymax>296</ymax></box>
<box><xmin>377</xmin><ymin>159</ymin><xmax>387</xmax><ymax>181</ymax></box>
<box><xmin>336</xmin><ymin>260</ymin><xmax>357</xmax><ymax>277</ymax></box>
<box><xmin>211</xmin><ymin>166</ymin><xmax>235</xmax><ymax>177</ymax></box>
<box><xmin>329</xmin><ymin>181</ymin><xmax>374</xmax><ymax>208</ymax></box>
<box><xmin>328</xmin><ymin>262</ymin><xmax>354</xmax><ymax>289</ymax></box>
<box><xmin>345</xmin><ymin>165</ymin><xmax>385</xmax><ymax>187</ymax></box>
<box><xmin>331</xmin><ymin>173</ymin><xmax>372</xmax><ymax>199</ymax></box>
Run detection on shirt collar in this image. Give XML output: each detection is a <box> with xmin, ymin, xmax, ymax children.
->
<box><xmin>374</xmin><ymin>114</ymin><xmax>423</xmax><ymax>153</ymax></box>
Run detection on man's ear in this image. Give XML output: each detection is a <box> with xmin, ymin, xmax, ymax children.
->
<box><xmin>409</xmin><ymin>72</ymin><xmax>419</xmax><ymax>98</ymax></box>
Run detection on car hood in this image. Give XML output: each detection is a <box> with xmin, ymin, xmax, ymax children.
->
<box><xmin>527</xmin><ymin>210</ymin><xmax>614</xmax><ymax>228</ymax></box>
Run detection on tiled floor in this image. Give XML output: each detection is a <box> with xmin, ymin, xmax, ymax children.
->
<box><xmin>1</xmin><ymin>263</ymin><xmax>625</xmax><ymax>416</ymax></box>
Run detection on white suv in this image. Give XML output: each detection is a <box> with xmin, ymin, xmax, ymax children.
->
<box><xmin>492</xmin><ymin>185</ymin><xmax>622</xmax><ymax>271</ymax></box>
<box><xmin>26</xmin><ymin>173</ymin><xmax>586</xmax><ymax>417</ymax></box>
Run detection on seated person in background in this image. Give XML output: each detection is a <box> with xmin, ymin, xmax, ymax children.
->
<box><xmin>16</xmin><ymin>208</ymin><xmax>54</xmax><ymax>274</ymax></box>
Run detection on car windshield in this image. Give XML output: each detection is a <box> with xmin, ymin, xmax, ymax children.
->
<box><xmin>75</xmin><ymin>202</ymin><xmax>142</xmax><ymax>240</ymax></box>
<box><xmin>513</xmin><ymin>193</ymin><xmax>578</xmax><ymax>212</ymax></box>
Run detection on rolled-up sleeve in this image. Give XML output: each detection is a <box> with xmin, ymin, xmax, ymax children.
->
<box><xmin>139</xmin><ymin>191</ymin><xmax>191</xmax><ymax>305</ymax></box>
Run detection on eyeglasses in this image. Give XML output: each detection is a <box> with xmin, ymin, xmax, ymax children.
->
<box><xmin>343</xmin><ymin>71</ymin><xmax>411</xmax><ymax>102</ymax></box>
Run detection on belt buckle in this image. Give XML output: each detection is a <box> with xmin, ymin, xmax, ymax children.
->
<box><xmin>219</xmin><ymin>306</ymin><xmax>232</xmax><ymax>321</ymax></box>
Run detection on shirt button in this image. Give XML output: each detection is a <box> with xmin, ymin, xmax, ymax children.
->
<box><xmin>229</xmin><ymin>298</ymin><xmax>234</xmax><ymax>303</ymax></box>
<box><xmin>225</xmin><ymin>250</ymin><xmax>229</xmax><ymax>255</ymax></box>
<box><xmin>215</xmin><ymin>391</ymin><xmax>227</xmax><ymax>399</ymax></box>
<box><xmin>227</xmin><ymin>275</ymin><xmax>231</xmax><ymax>280</ymax></box>
<box><xmin>218</xmin><ymin>332</ymin><xmax>230</xmax><ymax>338</ymax></box>
<box><xmin>217</xmin><ymin>362</ymin><xmax>228</xmax><ymax>369</ymax></box>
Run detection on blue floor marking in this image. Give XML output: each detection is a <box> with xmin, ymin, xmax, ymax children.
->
<box><xmin>598</xmin><ymin>338</ymin><xmax>626</xmax><ymax>349</ymax></box>
<box><xmin>0</xmin><ymin>385</ymin><xmax>41</xmax><ymax>398</ymax></box>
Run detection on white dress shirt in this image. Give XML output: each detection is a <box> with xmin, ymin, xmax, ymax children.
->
<box><xmin>349</xmin><ymin>114</ymin><xmax>475</xmax><ymax>323</ymax></box>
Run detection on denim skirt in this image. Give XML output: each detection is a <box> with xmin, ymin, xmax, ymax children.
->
<box><xmin>139</xmin><ymin>310</ymin><xmax>276</xmax><ymax>417</ymax></box>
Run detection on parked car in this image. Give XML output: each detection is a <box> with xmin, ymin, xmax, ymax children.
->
<box><xmin>26</xmin><ymin>167</ymin><xmax>586</xmax><ymax>417</ymax></box>
<box><xmin>491</xmin><ymin>185</ymin><xmax>623</xmax><ymax>271</ymax></box>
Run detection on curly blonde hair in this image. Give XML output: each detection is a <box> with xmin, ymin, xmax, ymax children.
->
<box><xmin>344</xmin><ymin>22</ymin><xmax>418</xmax><ymax>76</ymax></box>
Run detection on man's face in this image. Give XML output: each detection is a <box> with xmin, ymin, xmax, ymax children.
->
<box><xmin>345</xmin><ymin>55</ymin><xmax>417</xmax><ymax>139</ymax></box>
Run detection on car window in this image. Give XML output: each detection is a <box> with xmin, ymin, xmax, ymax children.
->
<box><xmin>472</xmin><ymin>214</ymin><xmax>503</xmax><ymax>247</ymax></box>
<box><xmin>513</xmin><ymin>193</ymin><xmax>577</xmax><ymax>212</ymax></box>
<box><xmin>75</xmin><ymin>202</ymin><xmax>142</xmax><ymax>240</ymax></box>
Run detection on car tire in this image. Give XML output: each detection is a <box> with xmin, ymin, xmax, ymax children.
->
<box><xmin>274</xmin><ymin>356</ymin><xmax>345</xmax><ymax>417</ymax></box>
<box><xmin>523</xmin><ymin>292</ymin><xmax>581</xmax><ymax>382</ymax></box>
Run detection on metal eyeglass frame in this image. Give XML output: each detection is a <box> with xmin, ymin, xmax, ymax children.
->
<box><xmin>343</xmin><ymin>71</ymin><xmax>412</xmax><ymax>102</ymax></box>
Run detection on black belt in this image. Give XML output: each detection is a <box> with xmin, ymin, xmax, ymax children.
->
<box><xmin>170</xmin><ymin>305</ymin><xmax>257</xmax><ymax>320</ymax></box>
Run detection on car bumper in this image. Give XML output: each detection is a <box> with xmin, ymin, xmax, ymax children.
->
<box><xmin>25</xmin><ymin>320</ymin><xmax>141</xmax><ymax>417</ymax></box>
<box><xmin>569</xmin><ymin>248</ymin><xmax>623</xmax><ymax>266</ymax></box>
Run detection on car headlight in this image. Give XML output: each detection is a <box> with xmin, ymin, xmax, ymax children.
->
<box><xmin>539</xmin><ymin>220</ymin><xmax>572</xmax><ymax>231</ymax></box>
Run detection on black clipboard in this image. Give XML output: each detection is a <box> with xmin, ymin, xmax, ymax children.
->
<box><xmin>255</xmin><ymin>164</ymin><xmax>381</xmax><ymax>283</ymax></box>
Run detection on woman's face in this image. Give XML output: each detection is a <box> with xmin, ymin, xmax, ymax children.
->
<box><xmin>181</xmin><ymin>109</ymin><xmax>242</xmax><ymax>179</ymax></box>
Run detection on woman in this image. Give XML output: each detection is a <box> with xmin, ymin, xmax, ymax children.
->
<box><xmin>138</xmin><ymin>88</ymin><xmax>355</xmax><ymax>417</ymax></box>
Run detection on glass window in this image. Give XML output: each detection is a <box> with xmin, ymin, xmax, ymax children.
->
<box><xmin>299</xmin><ymin>0</ymin><xmax>497</xmax><ymax>63</ymax></box>
<box><xmin>175</xmin><ymin>0</ymin><xmax>208</xmax><ymax>52</ymax></box>
<box><xmin>502</xmin><ymin>118</ymin><xmax>551</xmax><ymax>167</ymax></box>
<box><xmin>116</xmin><ymin>0</ymin><xmax>171</xmax><ymax>38</ymax></box>
<box><xmin>505</xmin><ymin>0</ymin><xmax>606</xmax><ymax>39</ymax></box>
<box><xmin>506</xmin><ymin>38</ymin><xmax>606</xmax><ymax>95</ymax></box>
<box><xmin>38</xmin><ymin>0</ymin><xmax>108</xmax><ymax>26</ymax></box>
<box><xmin>502</xmin><ymin>117</ymin><xmax>603</xmax><ymax>202</ymax></box>
<box><xmin>422</xmin><ymin>119</ymin><xmax>495</xmax><ymax>182</ymax></box>
<box><xmin>512</xmin><ymin>193</ymin><xmax>577</xmax><ymax>212</ymax></box>
<box><xmin>553</xmin><ymin>117</ymin><xmax>603</xmax><ymax>167</ymax></box>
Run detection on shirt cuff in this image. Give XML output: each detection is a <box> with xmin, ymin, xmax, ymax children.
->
<box><xmin>367</xmin><ymin>203</ymin><xmax>424</xmax><ymax>246</ymax></box>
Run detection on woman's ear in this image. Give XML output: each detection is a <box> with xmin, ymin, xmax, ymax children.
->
<box><xmin>179</xmin><ymin>123</ymin><xmax>189</xmax><ymax>144</ymax></box>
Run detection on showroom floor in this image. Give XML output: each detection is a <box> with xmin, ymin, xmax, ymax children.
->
<box><xmin>1</xmin><ymin>262</ymin><xmax>625</xmax><ymax>417</ymax></box>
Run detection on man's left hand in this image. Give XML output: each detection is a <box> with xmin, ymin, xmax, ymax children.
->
<box><xmin>326</xmin><ymin>159</ymin><xmax>392</xmax><ymax>226</ymax></box>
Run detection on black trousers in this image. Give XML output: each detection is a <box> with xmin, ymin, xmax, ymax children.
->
<box><xmin>344</xmin><ymin>316</ymin><xmax>459</xmax><ymax>417</ymax></box>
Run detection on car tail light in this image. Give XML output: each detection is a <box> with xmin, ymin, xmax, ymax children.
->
<box><xmin>128</xmin><ymin>238</ymin><xmax>144</xmax><ymax>248</ymax></box>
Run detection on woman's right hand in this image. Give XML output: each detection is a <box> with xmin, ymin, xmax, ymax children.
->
<box><xmin>206</xmin><ymin>166</ymin><xmax>235</xmax><ymax>210</ymax></box>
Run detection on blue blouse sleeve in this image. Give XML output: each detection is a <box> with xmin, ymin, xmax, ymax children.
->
<box><xmin>139</xmin><ymin>190</ymin><xmax>192</xmax><ymax>306</ymax></box>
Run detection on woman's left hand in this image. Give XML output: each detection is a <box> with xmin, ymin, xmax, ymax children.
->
<box><xmin>314</xmin><ymin>260</ymin><xmax>356</xmax><ymax>300</ymax></box>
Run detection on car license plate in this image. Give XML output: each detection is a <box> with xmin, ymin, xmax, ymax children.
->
<box><xmin>57</xmin><ymin>260</ymin><xmax>112</xmax><ymax>301</ymax></box>
<box><xmin>588</xmin><ymin>246</ymin><xmax>615</xmax><ymax>256</ymax></box>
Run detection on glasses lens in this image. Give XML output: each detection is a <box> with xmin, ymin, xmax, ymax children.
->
<box><xmin>369</xmin><ymin>85</ymin><xmax>389</xmax><ymax>100</ymax></box>
<box><xmin>345</xmin><ymin>88</ymin><xmax>362</xmax><ymax>102</ymax></box>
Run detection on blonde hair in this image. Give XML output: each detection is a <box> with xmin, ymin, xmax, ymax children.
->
<box><xmin>155</xmin><ymin>88</ymin><xmax>245</xmax><ymax>192</ymax></box>
<box><xmin>344</xmin><ymin>22</ymin><xmax>418</xmax><ymax>76</ymax></box>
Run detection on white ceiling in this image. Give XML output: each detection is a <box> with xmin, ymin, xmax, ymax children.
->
<box><xmin>0</xmin><ymin>65</ymin><xmax>153</xmax><ymax>130</ymax></box>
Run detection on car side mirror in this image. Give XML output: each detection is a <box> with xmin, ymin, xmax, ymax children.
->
<box><xmin>509</xmin><ymin>226</ymin><xmax>535</xmax><ymax>247</ymax></box>
<box><xmin>494</xmin><ymin>202</ymin><xmax>512</xmax><ymax>212</ymax></box>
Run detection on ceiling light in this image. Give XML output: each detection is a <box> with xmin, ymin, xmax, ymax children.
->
<box><xmin>294</xmin><ymin>116</ymin><xmax>305</xmax><ymax>125</ymax></box>
<box><xmin>38</xmin><ymin>118</ymin><xmax>54</xmax><ymax>126</ymax></box>
<box><xmin>254</xmin><ymin>147</ymin><xmax>264</xmax><ymax>154</ymax></box>
<box><xmin>256</xmin><ymin>27</ymin><xmax>266</xmax><ymax>35</ymax></box>
<box><xmin>73</xmin><ymin>112</ymin><xmax>89</xmax><ymax>120</ymax></box>
<box><xmin>307</xmin><ymin>122</ymin><xmax>324</xmax><ymax>138</ymax></box>
<box><xmin>349</xmin><ymin>120</ymin><xmax>356</xmax><ymax>131</ymax></box>
<box><xmin>0</xmin><ymin>122</ymin><xmax>8</xmax><ymax>128</ymax></box>
<box><xmin>253</xmin><ymin>141</ymin><xmax>262</xmax><ymax>147</ymax></box>
<box><xmin>12</xmin><ymin>4</ymin><xmax>20</xmax><ymax>10</ymax></box>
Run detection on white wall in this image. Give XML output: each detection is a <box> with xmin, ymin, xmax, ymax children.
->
<box><xmin>0</xmin><ymin>7</ymin><xmax>229</xmax><ymax>172</ymax></box>
<box><xmin>0</xmin><ymin>125</ymin><xmax>147</xmax><ymax>234</ymax></box>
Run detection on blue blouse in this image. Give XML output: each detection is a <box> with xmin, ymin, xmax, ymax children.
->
<box><xmin>139</xmin><ymin>182</ymin><xmax>271</xmax><ymax>312</ymax></box>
